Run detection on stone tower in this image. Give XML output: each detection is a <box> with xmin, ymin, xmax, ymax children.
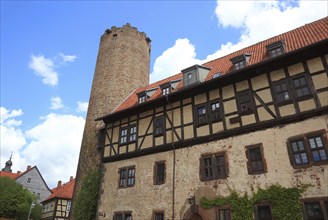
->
<box><xmin>71</xmin><ymin>23</ymin><xmax>151</xmax><ymax>216</ymax></box>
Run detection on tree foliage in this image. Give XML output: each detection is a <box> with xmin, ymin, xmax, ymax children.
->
<box><xmin>0</xmin><ymin>176</ymin><xmax>41</xmax><ymax>220</ymax></box>
<box><xmin>73</xmin><ymin>169</ymin><xmax>101</xmax><ymax>220</ymax></box>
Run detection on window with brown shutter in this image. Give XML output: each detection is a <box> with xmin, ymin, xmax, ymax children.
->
<box><xmin>200</xmin><ymin>152</ymin><xmax>228</xmax><ymax>181</ymax></box>
<box><xmin>245</xmin><ymin>144</ymin><xmax>267</xmax><ymax>174</ymax></box>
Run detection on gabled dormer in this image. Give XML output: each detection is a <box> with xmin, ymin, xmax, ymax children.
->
<box><xmin>230</xmin><ymin>54</ymin><xmax>252</xmax><ymax>71</ymax></box>
<box><xmin>266</xmin><ymin>40</ymin><xmax>285</xmax><ymax>58</ymax></box>
<box><xmin>182</xmin><ymin>65</ymin><xmax>211</xmax><ymax>87</ymax></box>
<box><xmin>137</xmin><ymin>88</ymin><xmax>157</xmax><ymax>104</ymax></box>
<box><xmin>160</xmin><ymin>79</ymin><xmax>182</xmax><ymax>96</ymax></box>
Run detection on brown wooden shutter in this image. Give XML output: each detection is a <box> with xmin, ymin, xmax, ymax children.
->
<box><xmin>212</xmin><ymin>155</ymin><xmax>219</xmax><ymax>179</ymax></box>
<box><xmin>199</xmin><ymin>157</ymin><xmax>204</xmax><ymax>181</ymax></box>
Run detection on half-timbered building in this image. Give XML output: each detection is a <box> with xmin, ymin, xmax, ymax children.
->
<box><xmin>95</xmin><ymin>17</ymin><xmax>328</xmax><ymax>220</ymax></box>
<box><xmin>41</xmin><ymin>177</ymin><xmax>75</xmax><ymax>220</ymax></box>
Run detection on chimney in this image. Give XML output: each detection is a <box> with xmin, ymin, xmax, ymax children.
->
<box><xmin>57</xmin><ymin>180</ymin><xmax>62</xmax><ymax>188</ymax></box>
<box><xmin>70</xmin><ymin>176</ymin><xmax>73</xmax><ymax>182</ymax></box>
<box><xmin>26</xmin><ymin>165</ymin><xmax>31</xmax><ymax>171</ymax></box>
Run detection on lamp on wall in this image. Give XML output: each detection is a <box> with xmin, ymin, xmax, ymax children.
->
<box><xmin>188</xmin><ymin>195</ymin><xmax>196</xmax><ymax>212</ymax></box>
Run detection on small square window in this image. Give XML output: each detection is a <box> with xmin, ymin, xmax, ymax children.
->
<box><xmin>162</xmin><ymin>87</ymin><xmax>170</xmax><ymax>96</ymax></box>
<box><xmin>273</xmin><ymin>80</ymin><xmax>291</xmax><ymax>105</ymax></box>
<box><xmin>292</xmin><ymin>75</ymin><xmax>311</xmax><ymax>99</ymax></box>
<box><xmin>119</xmin><ymin>167</ymin><xmax>135</xmax><ymax>188</ymax></box>
<box><xmin>266</xmin><ymin>41</ymin><xmax>285</xmax><ymax>58</ymax></box>
<box><xmin>139</xmin><ymin>95</ymin><xmax>146</xmax><ymax>104</ymax></box>
<box><xmin>119</xmin><ymin>125</ymin><xmax>137</xmax><ymax>145</ymax></box>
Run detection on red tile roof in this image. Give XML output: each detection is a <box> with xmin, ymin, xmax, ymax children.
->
<box><xmin>0</xmin><ymin>171</ymin><xmax>20</xmax><ymax>179</ymax></box>
<box><xmin>111</xmin><ymin>17</ymin><xmax>328</xmax><ymax>114</ymax></box>
<box><xmin>44</xmin><ymin>178</ymin><xmax>75</xmax><ymax>202</ymax></box>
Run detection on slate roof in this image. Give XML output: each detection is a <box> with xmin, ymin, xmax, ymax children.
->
<box><xmin>108</xmin><ymin>17</ymin><xmax>328</xmax><ymax>115</ymax></box>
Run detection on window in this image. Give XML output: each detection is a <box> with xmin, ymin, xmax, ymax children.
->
<box><xmin>113</xmin><ymin>212</ymin><xmax>132</xmax><ymax>220</ymax></box>
<box><xmin>119</xmin><ymin>125</ymin><xmax>137</xmax><ymax>144</ymax></box>
<box><xmin>66</xmin><ymin>201</ymin><xmax>71</xmax><ymax>212</ymax></box>
<box><xmin>139</xmin><ymin>95</ymin><xmax>146</xmax><ymax>104</ymax></box>
<box><xmin>153</xmin><ymin>212</ymin><xmax>164</xmax><ymax>220</ymax></box>
<box><xmin>210</xmin><ymin>101</ymin><xmax>221</xmax><ymax>122</ymax></box>
<box><xmin>200</xmin><ymin>153</ymin><xmax>228</xmax><ymax>181</ymax></box>
<box><xmin>162</xmin><ymin>87</ymin><xmax>170</xmax><ymax>96</ymax></box>
<box><xmin>287</xmin><ymin>131</ymin><xmax>328</xmax><ymax>168</ymax></box>
<box><xmin>119</xmin><ymin>167</ymin><xmax>135</xmax><ymax>188</ymax></box>
<box><xmin>292</xmin><ymin>75</ymin><xmax>311</xmax><ymax>99</ymax></box>
<box><xmin>304</xmin><ymin>202</ymin><xmax>323</xmax><ymax>220</ymax></box>
<box><xmin>154</xmin><ymin>116</ymin><xmax>165</xmax><ymax>136</ymax></box>
<box><xmin>266</xmin><ymin>41</ymin><xmax>285</xmax><ymax>58</ymax></box>
<box><xmin>255</xmin><ymin>204</ymin><xmax>273</xmax><ymax>220</ymax></box>
<box><xmin>236</xmin><ymin>90</ymin><xmax>254</xmax><ymax>115</ymax></box>
<box><xmin>196</xmin><ymin>105</ymin><xmax>208</xmax><ymax>125</ymax></box>
<box><xmin>230</xmin><ymin>54</ymin><xmax>251</xmax><ymax>71</ymax></box>
<box><xmin>246</xmin><ymin>144</ymin><xmax>266</xmax><ymax>174</ymax></box>
<box><xmin>217</xmin><ymin>208</ymin><xmax>231</xmax><ymax>220</ymax></box>
<box><xmin>272</xmin><ymin>74</ymin><xmax>312</xmax><ymax>105</ymax></box>
<box><xmin>154</xmin><ymin>161</ymin><xmax>165</xmax><ymax>185</ymax></box>
<box><xmin>273</xmin><ymin>80</ymin><xmax>290</xmax><ymax>104</ymax></box>
<box><xmin>26</xmin><ymin>178</ymin><xmax>31</xmax><ymax>184</ymax></box>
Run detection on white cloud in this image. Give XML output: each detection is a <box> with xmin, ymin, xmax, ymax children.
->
<box><xmin>76</xmin><ymin>101</ymin><xmax>88</xmax><ymax>112</ymax></box>
<box><xmin>59</xmin><ymin>53</ymin><xmax>77</xmax><ymax>63</ymax></box>
<box><xmin>29</xmin><ymin>54</ymin><xmax>59</xmax><ymax>86</ymax></box>
<box><xmin>0</xmin><ymin>106</ymin><xmax>85</xmax><ymax>188</ymax></box>
<box><xmin>150</xmin><ymin>0</ymin><xmax>327</xmax><ymax>82</ymax></box>
<box><xmin>150</xmin><ymin>38</ymin><xmax>201</xmax><ymax>83</ymax></box>
<box><xmin>50</xmin><ymin>96</ymin><xmax>64</xmax><ymax>110</ymax></box>
<box><xmin>0</xmin><ymin>107</ymin><xmax>26</xmax><ymax>173</ymax></box>
<box><xmin>22</xmin><ymin>113</ymin><xmax>85</xmax><ymax>188</ymax></box>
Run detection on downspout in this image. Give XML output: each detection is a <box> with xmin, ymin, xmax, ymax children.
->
<box><xmin>165</xmin><ymin>95</ymin><xmax>176</xmax><ymax>220</ymax></box>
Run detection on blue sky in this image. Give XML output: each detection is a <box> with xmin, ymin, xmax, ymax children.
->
<box><xmin>1</xmin><ymin>0</ymin><xmax>327</xmax><ymax>188</ymax></box>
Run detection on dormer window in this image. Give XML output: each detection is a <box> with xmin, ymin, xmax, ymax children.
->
<box><xmin>266</xmin><ymin>41</ymin><xmax>285</xmax><ymax>58</ymax></box>
<box><xmin>182</xmin><ymin>65</ymin><xmax>211</xmax><ymax>86</ymax></box>
<box><xmin>230</xmin><ymin>54</ymin><xmax>251</xmax><ymax>71</ymax></box>
<box><xmin>139</xmin><ymin>95</ymin><xmax>146</xmax><ymax>103</ymax></box>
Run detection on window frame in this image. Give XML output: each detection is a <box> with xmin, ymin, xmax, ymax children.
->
<box><xmin>266</xmin><ymin>41</ymin><xmax>285</xmax><ymax>58</ymax></box>
<box><xmin>291</xmin><ymin>74</ymin><xmax>312</xmax><ymax>101</ymax></box>
<box><xmin>200</xmin><ymin>152</ymin><xmax>229</xmax><ymax>181</ymax></box>
<box><xmin>195</xmin><ymin>104</ymin><xmax>208</xmax><ymax>126</ymax></box>
<box><xmin>236</xmin><ymin>90</ymin><xmax>255</xmax><ymax>116</ymax></box>
<box><xmin>287</xmin><ymin>130</ymin><xmax>328</xmax><ymax>169</ymax></box>
<box><xmin>272</xmin><ymin>79</ymin><xmax>292</xmax><ymax>106</ymax></box>
<box><xmin>119</xmin><ymin>125</ymin><xmax>137</xmax><ymax>145</ymax></box>
<box><xmin>301</xmin><ymin>197</ymin><xmax>328</xmax><ymax>220</ymax></box>
<box><xmin>113</xmin><ymin>211</ymin><xmax>132</xmax><ymax>220</ymax></box>
<box><xmin>154</xmin><ymin>161</ymin><xmax>166</xmax><ymax>185</ymax></box>
<box><xmin>217</xmin><ymin>206</ymin><xmax>231</xmax><ymax>220</ymax></box>
<box><xmin>118</xmin><ymin>166</ymin><xmax>136</xmax><ymax>188</ymax></box>
<box><xmin>254</xmin><ymin>203</ymin><xmax>273</xmax><ymax>220</ymax></box>
<box><xmin>210</xmin><ymin>100</ymin><xmax>222</xmax><ymax>122</ymax></box>
<box><xmin>153</xmin><ymin>116</ymin><xmax>165</xmax><ymax>137</ymax></box>
<box><xmin>153</xmin><ymin>211</ymin><xmax>164</xmax><ymax>220</ymax></box>
<box><xmin>245</xmin><ymin>144</ymin><xmax>267</xmax><ymax>175</ymax></box>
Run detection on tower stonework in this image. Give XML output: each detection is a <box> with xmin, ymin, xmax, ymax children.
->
<box><xmin>71</xmin><ymin>23</ymin><xmax>151</xmax><ymax>217</ymax></box>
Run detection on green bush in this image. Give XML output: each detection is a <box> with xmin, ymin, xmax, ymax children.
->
<box><xmin>73</xmin><ymin>169</ymin><xmax>101</xmax><ymax>220</ymax></box>
<box><xmin>0</xmin><ymin>176</ymin><xmax>41</xmax><ymax>220</ymax></box>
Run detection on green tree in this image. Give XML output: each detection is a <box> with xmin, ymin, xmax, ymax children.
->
<box><xmin>0</xmin><ymin>176</ymin><xmax>41</xmax><ymax>220</ymax></box>
<box><xmin>74</xmin><ymin>169</ymin><xmax>101</xmax><ymax>220</ymax></box>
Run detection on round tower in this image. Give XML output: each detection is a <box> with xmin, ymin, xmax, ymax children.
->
<box><xmin>72</xmin><ymin>23</ymin><xmax>151</xmax><ymax>216</ymax></box>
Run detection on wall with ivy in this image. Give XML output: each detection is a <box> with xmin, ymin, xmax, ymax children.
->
<box><xmin>200</xmin><ymin>184</ymin><xmax>308</xmax><ymax>220</ymax></box>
